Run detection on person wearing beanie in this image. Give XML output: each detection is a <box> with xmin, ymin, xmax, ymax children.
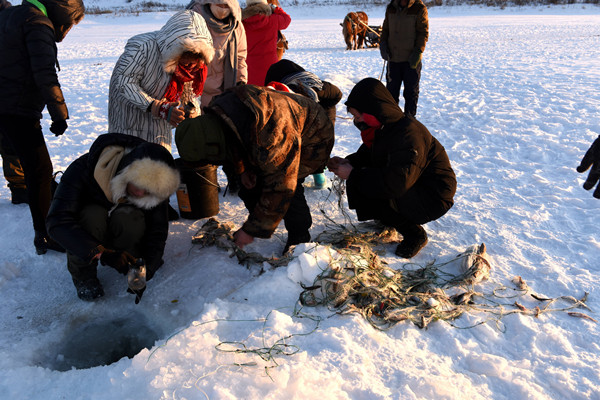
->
<box><xmin>328</xmin><ymin>78</ymin><xmax>456</xmax><ymax>259</ymax></box>
<box><xmin>265</xmin><ymin>59</ymin><xmax>343</xmax><ymax>189</ymax></box>
<box><xmin>108</xmin><ymin>10</ymin><xmax>215</xmax><ymax>151</ymax></box>
<box><xmin>242</xmin><ymin>0</ymin><xmax>290</xmax><ymax>85</ymax></box>
<box><xmin>46</xmin><ymin>134</ymin><xmax>180</xmax><ymax>302</ymax></box>
<box><xmin>0</xmin><ymin>0</ymin><xmax>84</xmax><ymax>255</ymax></box>
<box><xmin>175</xmin><ymin>84</ymin><xmax>334</xmax><ymax>253</ymax></box>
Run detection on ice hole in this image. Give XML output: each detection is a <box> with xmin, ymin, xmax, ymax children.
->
<box><xmin>48</xmin><ymin>313</ymin><xmax>161</xmax><ymax>371</ymax></box>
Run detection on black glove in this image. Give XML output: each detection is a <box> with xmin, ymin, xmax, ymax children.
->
<box><xmin>379</xmin><ymin>41</ymin><xmax>390</xmax><ymax>61</ymax></box>
<box><xmin>127</xmin><ymin>286</ymin><xmax>146</xmax><ymax>304</ymax></box>
<box><xmin>50</xmin><ymin>120</ymin><xmax>68</xmax><ymax>136</ymax></box>
<box><xmin>577</xmin><ymin>136</ymin><xmax>600</xmax><ymax>198</ymax></box>
<box><xmin>100</xmin><ymin>248</ymin><xmax>137</xmax><ymax>274</ymax></box>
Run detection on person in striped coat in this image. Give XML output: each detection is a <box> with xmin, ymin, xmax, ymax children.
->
<box><xmin>108</xmin><ymin>10</ymin><xmax>214</xmax><ymax>151</ymax></box>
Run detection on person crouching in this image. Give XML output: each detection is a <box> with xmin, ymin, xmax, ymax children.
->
<box><xmin>46</xmin><ymin>134</ymin><xmax>180</xmax><ymax>302</ymax></box>
<box><xmin>328</xmin><ymin>78</ymin><xmax>456</xmax><ymax>258</ymax></box>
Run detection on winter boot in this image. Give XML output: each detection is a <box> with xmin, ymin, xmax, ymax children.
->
<box><xmin>395</xmin><ymin>225</ymin><xmax>428</xmax><ymax>259</ymax></box>
<box><xmin>312</xmin><ymin>173</ymin><xmax>326</xmax><ymax>189</ymax></box>
<box><xmin>73</xmin><ymin>277</ymin><xmax>104</xmax><ymax>301</ymax></box>
<box><xmin>283</xmin><ymin>231</ymin><xmax>311</xmax><ymax>254</ymax></box>
<box><xmin>34</xmin><ymin>231</ymin><xmax>66</xmax><ymax>255</ymax></box>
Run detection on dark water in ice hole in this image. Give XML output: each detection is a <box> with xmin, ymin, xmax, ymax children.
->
<box><xmin>46</xmin><ymin>313</ymin><xmax>162</xmax><ymax>371</ymax></box>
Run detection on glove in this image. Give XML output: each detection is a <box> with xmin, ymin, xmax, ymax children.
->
<box><xmin>408</xmin><ymin>51</ymin><xmax>422</xmax><ymax>69</ymax></box>
<box><xmin>50</xmin><ymin>120</ymin><xmax>68</xmax><ymax>136</ymax></box>
<box><xmin>99</xmin><ymin>248</ymin><xmax>137</xmax><ymax>275</ymax></box>
<box><xmin>379</xmin><ymin>41</ymin><xmax>390</xmax><ymax>61</ymax></box>
<box><xmin>576</xmin><ymin>136</ymin><xmax>600</xmax><ymax>198</ymax></box>
<box><xmin>127</xmin><ymin>286</ymin><xmax>146</xmax><ymax>304</ymax></box>
<box><xmin>151</xmin><ymin>100</ymin><xmax>185</xmax><ymax>127</ymax></box>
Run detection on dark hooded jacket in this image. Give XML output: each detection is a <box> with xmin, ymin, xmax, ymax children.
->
<box><xmin>345</xmin><ymin>78</ymin><xmax>456</xmax><ymax>223</ymax></box>
<box><xmin>0</xmin><ymin>0</ymin><xmax>84</xmax><ymax>121</ymax></box>
<box><xmin>47</xmin><ymin>133</ymin><xmax>180</xmax><ymax>279</ymax></box>
<box><xmin>205</xmin><ymin>84</ymin><xmax>334</xmax><ymax>238</ymax></box>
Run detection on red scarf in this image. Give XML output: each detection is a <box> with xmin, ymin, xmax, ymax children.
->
<box><xmin>163</xmin><ymin>64</ymin><xmax>207</xmax><ymax>102</ymax></box>
<box><xmin>359</xmin><ymin>113</ymin><xmax>382</xmax><ymax>148</ymax></box>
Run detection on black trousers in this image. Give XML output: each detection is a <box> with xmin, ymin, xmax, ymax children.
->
<box><xmin>386</xmin><ymin>61</ymin><xmax>422</xmax><ymax>117</ymax></box>
<box><xmin>238</xmin><ymin>178</ymin><xmax>312</xmax><ymax>243</ymax></box>
<box><xmin>0</xmin><ymin>132</ymin><xmax>26</xmax><ymax>193</ymax></box>
<box><xmin>0</xmin><ymin>115</ymin><xmax>53</xmax><ymax>233</ymax></box>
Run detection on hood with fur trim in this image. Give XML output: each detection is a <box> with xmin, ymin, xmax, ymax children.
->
<box><xmin>157</xmin><ymin>10</ymin><xmax>215</xmax><ymax>74</ymax></box>
<box><xmin>241</xmin><ymin>2</ymin><xmax>271</xmax><ymax>20</ymax></box>
<box><xmin>92</xmin><ymin>139</ymin><xmax>180</xmax><ymax>210</ymax></box>
<box><xmin>186</xmin><ymin>0</ymin><xmax>242</xmax><ymax>24</ymax></box>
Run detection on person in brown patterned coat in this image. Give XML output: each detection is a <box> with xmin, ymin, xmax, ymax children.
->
<box><xmin>175</xmin><ymin>84</ymin><xmax>334</xmax><ymax>253</ymax></box>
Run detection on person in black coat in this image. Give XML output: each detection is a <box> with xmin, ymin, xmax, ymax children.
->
<box><xmin>47</xmin><ymin>134</ymin><xmax>180</xmax><ymax>302</ymax></box>
<box><xmin>328</xmin><ymin>78</ymin><xmax>456</xmax><ymax>258</ymax></box>
<box><xmin>264</xmin><ymin>59</ymin><xmax>342</xmax><ymax>189</ymax></box>
<box><xmin>0</xmin><ymin>0</ymin><xmax>84</xmax><ymax>254</ymax></box>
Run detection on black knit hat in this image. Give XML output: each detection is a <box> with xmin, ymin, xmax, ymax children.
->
<box><xmin>264</xmin><ymin>59</ymin><xmax>305</xmax><ymax>86</ymax></box>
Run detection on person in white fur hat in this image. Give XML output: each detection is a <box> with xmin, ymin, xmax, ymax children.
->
<box><xmin>47</xmin><ymin>134</ymin><xmax>180</xmax><ymax>302</ymax></box>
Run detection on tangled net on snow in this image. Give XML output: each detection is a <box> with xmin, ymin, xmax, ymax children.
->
<box><xmin>191</xmin><ymin>218</ymin><xmax>293</xmax><ymax>270</ymax></box>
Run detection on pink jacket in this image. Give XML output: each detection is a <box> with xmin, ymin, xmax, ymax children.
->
<box><xmin>242</xmin><ymin>5</ymin><xmax>291</xmax><ymax>85</ymax></box>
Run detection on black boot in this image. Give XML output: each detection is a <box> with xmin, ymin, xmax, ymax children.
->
<box><xmin>283</xmin><ymin>231</ymin><xmax>311</xmax><ymax>254</ymax></box>
<box><xmin>73</xmin><ymin>277</ymin><xmax>104</xmax><ymax>301</ymax></box>
<box><xmin>395</xmin><ymin>225</ymin><xmax>428</xmax><ymax>258</ymax></box>
<box><xmin>34</xmin><ymin>231</ymin><xmax>66</xmax><ymax>255</ymax></box>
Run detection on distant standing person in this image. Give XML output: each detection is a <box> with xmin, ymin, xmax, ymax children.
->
<box><xmin>186</xmin><ymin>0</ymin><xmax>247</xmax><ymax>108</ymax></box>
<box><xmin>379</xmin><ymin>0</ymin><xmax>428</xmax><ymax>117</ymax></box>
<box><xmin>108</xmin><ymin>10</ymin><xmax>214</xmax><ymax>151</ymax></box>
<box><xmin>0</xmin><ymin>0</ymin><xmax>85</xmax><ymax>254</ymax></box>
<box><xmin>242</xmin><ymin>0</ymin><xmax>291</xmax><ymax>86</ymax></box>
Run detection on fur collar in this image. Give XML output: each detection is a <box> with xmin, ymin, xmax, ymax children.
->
<box><xmin>242</xmin><ymin>3</ymin><xmax>272</xmax><ymax>20</ymax></box>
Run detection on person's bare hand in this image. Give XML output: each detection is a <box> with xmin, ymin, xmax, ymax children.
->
<box><xmin>234</xmin><ymin>229</ymin><xmax>254</xmax><ymax>249</ymax></box>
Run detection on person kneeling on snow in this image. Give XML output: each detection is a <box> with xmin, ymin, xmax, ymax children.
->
<box><xmin>328</xmin><ymin>78</ymin><xmax>456</xmax><ymax>258</ymax></box>
<box><xmin>175</xmin><ymin>84</ymin><xmax>334</xmax><ymax>253</ymax></box>
<box><xmin>46</xmin><ymin>134</ymin><xmax>180</xmax><ymax>302</ymax></box>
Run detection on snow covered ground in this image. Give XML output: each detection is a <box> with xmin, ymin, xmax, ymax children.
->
<box><xmin>0</xmin><ymin>4</ymin><xmax>599</xmax><ymax>399</ymax></box>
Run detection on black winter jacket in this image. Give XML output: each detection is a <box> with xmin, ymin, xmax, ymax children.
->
<box><xmin>46</xmin><ymin>134</ymin><xmax>170</xmax><ymax>278</ymax></box>
<box><xmin>0</xmin><ymin>0</ymin><xmax>84</xmax><ymax>120</ymax></box>
<box><xmin>345</xmin><ymin>78</ymin><xmax>456</xmax><ymax>222</ymax></box>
